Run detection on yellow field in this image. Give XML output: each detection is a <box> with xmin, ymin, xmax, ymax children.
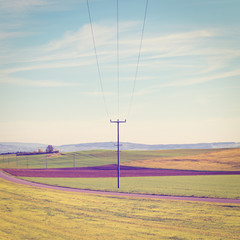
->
<box><xmin>123</xmin><ymin>148</ymin><xmax>240</xmax><ymax>171</ymax></box>
<box><xmin>1</xmin><ymin>177</ymin><xmax>240</xmax><ymax>239</ymax></box>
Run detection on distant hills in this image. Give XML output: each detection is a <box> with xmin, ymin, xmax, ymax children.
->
<box><xmin>57</xmin><ymin>142</ymin><xmax>240</xmax><ymax>152</ymax></box>
<box><xmin>0</xmin><ymin>142</ymin><xmax>48</xmax><ymax>154</ymax></box>
<box><xmin>0</xmin><ymin>141</ymin><xmax>240</xmax><ymax>154</ymax></box>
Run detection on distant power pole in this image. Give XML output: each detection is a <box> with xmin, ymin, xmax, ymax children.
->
<box><xmin>73</xmin><ymin>153</ymin><xmax>75</xmax><ymax>168</ymax></box>
<box><xmin>110</xmin><ymin>119</ymin><xmax>126</xmax><ymax>188</ymax></box>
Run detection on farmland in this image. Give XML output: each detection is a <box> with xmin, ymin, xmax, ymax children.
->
<box><xmin>1</xmin><ymin>148</ymin><xmax>240</xmax><ymax>200</ymax></box>
<box><xmin>1</xmin><ymin>148</ymin><xmax>240</xmax><ymax>171</ymax></box>
<box><xmin>124</xmin><ymin>148</ymin><xmax>240</xmax><ymax>171</ymax></box>
<box><xmin>1</xmin><ymin>148</ymin><xmax>240</xmax><ymax>239</ymax></box>
<box><xmin>1</xmin><ymin>177</ymin><xmax>240</xmax><ymax>239</ymax></box>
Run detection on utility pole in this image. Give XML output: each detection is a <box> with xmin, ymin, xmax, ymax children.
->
<box><xmin>110</xmin><ymin>119</ymin><xmax>126</xmax><ymax>188</ymax></box>
<box><xmin>73</xmin><ymin>153</ymin><xmax>75</xmax><ymax>168</ymax></box>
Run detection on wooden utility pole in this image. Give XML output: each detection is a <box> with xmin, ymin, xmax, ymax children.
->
<box><xmin>110</xmin><ymin>119</ymin><xmax>126</xmax><ymax>188</ymax></box>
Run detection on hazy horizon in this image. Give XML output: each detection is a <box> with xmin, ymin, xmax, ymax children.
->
<box><xmin>1</xmin><ymin>140</ymin><xmax>239</xmax><ymax>146</ymax></box>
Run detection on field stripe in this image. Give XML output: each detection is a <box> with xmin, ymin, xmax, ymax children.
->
<box><xmin>2</xmin><ymin>164</ymin><xmax>240</xmax><ymax>178</ymax></box>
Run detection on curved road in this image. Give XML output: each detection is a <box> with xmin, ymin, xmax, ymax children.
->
<box><xmin>1</xmin><ymin>170</ymin><xmax>240</xmax><ymax>204</ymax></box>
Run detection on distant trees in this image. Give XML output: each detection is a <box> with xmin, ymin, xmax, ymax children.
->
<box><xmin>46</xmin><ymin>145</ymin><xmax>54</xmax><ymax>153</ymax></box>
<box><xmin>15</xmin><ymin>145</ymin><xmax>59</xmax><ymax>156</ymax></box>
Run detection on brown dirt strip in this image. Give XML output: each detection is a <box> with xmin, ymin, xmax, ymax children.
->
<box><xmin>2</xmin><ymin>164</ymin><xmax>240</xmax><ymax>178</ymax></box>
<box><xmin>1</xmin><ymin>170</ymin><xmax>240</xmax><ymax>204</ymax></box>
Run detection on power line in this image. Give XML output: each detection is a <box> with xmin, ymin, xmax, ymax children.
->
<box><xmin>87</xmin><ymin>0</ymin><xmax>149</xmax><ymax>120</ymax></box>
<box><xmin>86</xmin><ymin>0</ymin><xmax>149</xmax><ymax>189</ymax></box>
<box><xmin>126</xmin><ymin>0</ymin><xmax>149</xmax><ymax>118</ymax></box>
<box><xmin>86</xmin><ymin>0</ymin><xmax>109</xmax><ymax>118</ymax></box>
<box><xmin>116</xmin><ymin>0</ymin><xmax>120</xmax><ymax>119</ymax></box>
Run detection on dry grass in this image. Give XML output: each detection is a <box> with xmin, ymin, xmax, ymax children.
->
<box><xmin>123</xmin><ymin>148</ymin><xmax>240</xmax><ymax>171</ymax></box>
<box><xmin>1</xmin><ymin>177</ymin><xmax>240</xmax><ymax>239</ymax></box>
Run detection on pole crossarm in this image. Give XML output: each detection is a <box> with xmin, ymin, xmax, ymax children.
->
<box><xmin>110</xmin><ymin>121</ymin><xmax>126</xmax><ymax>128</ymax></box>
<box><xmin>110</xmin><ymin>120</ymin><xmax>126</xmax><ymax>123</ymax></box>
<box><xmin>110</xmin><ymin>119</ymin><xmax>126</xmax><ymax>188</ymax></box>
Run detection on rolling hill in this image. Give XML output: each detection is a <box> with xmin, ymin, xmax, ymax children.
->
<box><xmin>1</xmin><ymin>141</ymin><xmax>240</xmax><ymax>154</ymax></box>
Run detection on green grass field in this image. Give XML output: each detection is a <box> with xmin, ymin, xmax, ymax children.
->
<box><xmin>1</xmin><ymin>178</ymin><xmax>240</xmax><ymax>240</ymax></box>
<box><xmin>22</xmin><ymin>175</ymin><xmax>240</xmax><ymax>199</ymax></box>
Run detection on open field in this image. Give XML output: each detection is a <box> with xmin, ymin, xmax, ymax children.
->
<box><xmin>22</xmin><ymin>175</ymin><xmax>240</xmax><ymax>199</ymax></box>
<box><xmin>1</xmin><ymin>177</ymin><xmax>240</xmax><ymax>239</ymax></box>
<box><xmin>1</xmin><ymin>148</ymin><xmax>240</xmax><ymax>201</ymax></box>
<box><xmin>1</xmin><ymin>148</ymin><xmax>240</xmax><ymax>239</ymax></box>
<box><xmin>123</xmin><ymin>148</ymin><xmax>240</xmax><ymax>171</ymax></box>
<box><xmin>1</xmin><ymin>148</ymin><xmax>239</xmax><ymax>171</ymax></box>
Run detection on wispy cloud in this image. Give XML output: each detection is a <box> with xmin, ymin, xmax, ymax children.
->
<box><xmin>0</xmin><ymin>31</ymin><xmax>30</xmax><ymax>40</ymax></box>
<box><xmin>0</xmin><ymin>0</ymin><xmax>52</xmax><ymax>13</ymax></box>
<box><xmin>134</xmin><ymin>69</ymin><xmax>240</xmax><ymax>96</ymax></box>
<box><xmin>0</xmin><ymin>0</ymin><xmax>82</xmax><ymax>13</ymax></box>
<box><xmin>1</xmin><ymin>59</ymin><xmax>95</xmax><ymax>74</ymax></box>
<box><xmin>84</xmin><ymin>91</ymin><xmax>115</xmax><ymax>96</ymax></box>
<box><xmin>1</xmin><ymin>20</ymin><xmax>239</xmax><ymax>89</ymax></box>
<box><xmin>0</xmin><ymin>76</ymin><xmax>80</xmax><ymax>87</ymax></box>
<box><xmin>193</xmin><ymin>0</ymin><xmax>239</xmax><ymax>5</ymax></box>
<box><xmin>175</xmin><ymin>69</ymin><xmax>240</xmax><ymax>86</ymax></box>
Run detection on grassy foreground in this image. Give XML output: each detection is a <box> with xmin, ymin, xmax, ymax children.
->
<box><xmin>1</xmin><ymin>178</ymin><xmax>240</xmax><ymax>240</ymax></box>
<box><xmin>23</xmin><ymin>175</ymin><xmax>240</xmax><ymax>199</ymax></box>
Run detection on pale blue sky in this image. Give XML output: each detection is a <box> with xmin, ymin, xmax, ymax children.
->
<box><xmin>0</xmin><ymin>0</ymin><xmax>240</xmax><ymax>145</ymax></box>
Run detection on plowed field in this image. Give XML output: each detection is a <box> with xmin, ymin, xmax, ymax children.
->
<box><xmin>2</xmin><ymin>164</ymin><xmax>240</xmax><ymax>178</ymax></box>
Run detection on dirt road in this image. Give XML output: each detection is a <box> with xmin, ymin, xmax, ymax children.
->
<box><xmin>1</xmin><ymin>170</ymin><xmax>240</xmax><ymax>204</ymax></box>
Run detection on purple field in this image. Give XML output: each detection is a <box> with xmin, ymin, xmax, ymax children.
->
<box><xmin>2</xmin><ymin>164</ymin><xmax>240</xmax><ymax>178</ymax></box>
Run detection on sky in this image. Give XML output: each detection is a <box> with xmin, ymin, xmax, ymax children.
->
<box><xmin>0</xmin><ymin>0</ymin><xmax>240</xmax><ymax>146</ymax></box>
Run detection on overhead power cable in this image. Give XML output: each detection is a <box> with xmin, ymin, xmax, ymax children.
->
<box><xmin>86</xmin><ymin>0</ymin><xmax>148</xmax><ymax>189</ymax></box>
<box><xmin>116</xmin><ymin>0</ymin><xmax>120</xmax><ymax>119</ymax></box>
<box><xmin>86</xmin><ymin>0</ymin><xmax>109</xmax><ymax>118</ymax></box>
<box><xmin>126</xmin><ymin>0</ymin><xmax>149</xmax><ymax>118</ymax></box>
